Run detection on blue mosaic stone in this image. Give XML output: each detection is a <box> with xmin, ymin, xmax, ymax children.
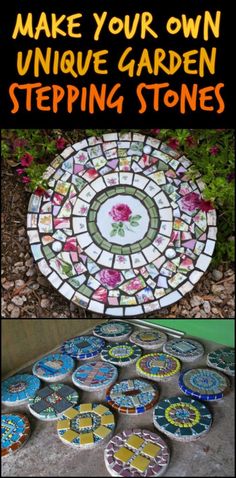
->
<box><xmin>179</xmin><ymin>368</ymin><xmax>231</xmax><ymax>401</ymax></box>
<box><xmin>32</xmin><ymin>353</ymin><xmax>75</xmax><ymax>382</ymax></box>
<box><xmin>2</xmin><ymin>374</ymin><xmax>41</xmax><ymax>405</ymax></box>
<box><xmin>72</xmin><ymin>361</ymin><xmax>118</xmax><ymax>391</ymax></box>
<box><xmin>93</xmin><ymin>321</ymin><xmax>133</xmax><ymax>341</ymax></box>
<box><xmin>61</xmin><ymin>335</ymin><xmax>105</xmax><ymax>360</ymax></box>
<box><xmin>1</xmin><ymin>413</ymin><xmax>31</xmax><ymax>457</ymax></box>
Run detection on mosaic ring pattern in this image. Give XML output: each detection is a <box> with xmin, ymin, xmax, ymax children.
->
<box><xmin>1</xmin><ymin>374</ymin><xmax>41</xmax><ymax>406</ymax></box>
<box><xmin>136</xmin><ymin>353</ymin><xmax>181</xmax><ymax>381</ymax></box>
<box><xmin>163</xmin><ymin>338</ymin><xmax>204</xmax><ymax>362</ymax></box>
<box><xmin>61</xmin><ymin>335</ymin><xmax>105</xmax><ymax>360</ymax></box>
<box><xmin>207</xmin><ymin>348</ymin><xmax>235</xmax><ymax>377</ymax></box>
<box><xmin>93</xmin><ymin>321</ymin><xmax>133</xmax><ymax>342</ymax></box>
<box><xmin>179</xmin><ymin>368</ymin><xmax>231</xmax><ymax>401</ymax></box>
<box><xmin>1</xmin><ymin>414</ymin><xmax>31</xmax><ymax>457</ymax></box>
<box><xmin>28</xmin><ymin>383</ymin><xmax>79</xmax><ymax>420</ymax></box>
<box><xmin>32</xmin><ymin>353</ymin><xmax>75</xmax><ymax>382</ymax></box>
<box><xmin>101</xmin><ymin>342</ymin><xmax>142</xmax><ymax>367</ymax></box>
<box><xmin>27</xmin><ymin>132</ymin><xmax>217</xmax><ymax>317</ymax></box>
<box><xmin>153</xmin><ymin>396</ymin><xmax>212</xmax><ymax>442</ymax></box>
<box><xmin>57</xmin><ymin>403</ymin><xmax>115</xmax><ymax>448</ymax></box>
<box><xmin>106</xmin><ymin>379</ymin><xmax>159</xmax><ymax>414</ymax></box>
<box><xmin>105</xmin><ymin>428</ymin><xmax>170</xmax><ymax>477</ymax></box>
<box><xmin>72</xmin><ymin>361</ymin><xmax>118</xmax><ymax>391</ymax></box>
<box><xmin>129</xmin><ymin>330</ymin><xmax>167</xmax><ymax>350</ymax></box>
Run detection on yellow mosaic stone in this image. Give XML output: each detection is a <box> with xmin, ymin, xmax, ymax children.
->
<box><xmin>57</xmin><ymin>419</ymin><xmax>70</xmax><ymax>431</ymax></box>
<box><xmin>131</xmin><ymin>455</ymin><xmax>150</xmax><ymax>472</ymax></box>
<box><xmin>94</xmin><ymin>426</ymin><xmax>110</xmax><ymax>438</ymax></box>
<box><xmin>61</xmin><ymin>429</ymin><xmax>79</xmax><ymax>442</ymax></box>
<box><xmin>165</xmin><ymin>404</ymin><xmax>200</xmax><ymax>427</ymax></box>
<box><xmin>79</xmin><ymin>403</ymin><xmax>93</xmax><ymax>413</ymax></box>
<box><xmin>79</xmin><ymin>432</ymin><xmax>94</xmax><ymax>445</ymax></box>
<box><xmin>142</xmin><ymin>442</ymin><xmax>161</xmax><ymax>458</ymax></box>
<box><xmin>101</xmin><ymin>414</ymin><xmax>115</xmax><ymax>426</ymax></box>
<box><xmin>79</xmin><ymin>417</ymin><xmax>93</xmax><ymax>429</ymax></box>
<box><xmin>126</xmin><ymin>434</ymin><xmax>144</xmax><ymax>449</ymax></box>
<box><xmin>63</xmin><ymin>408</ymin><xmax>79</xmax><ymax>419</ymax></box>
<box><xmin>114</xmin><ymin>447</ymin><xmax>134</xmax><ymax>463</ymax></box>
<box><xmin>93</xmin><ymin>404</ymin><xmax>108</xmax><ymax>416</ymax></box>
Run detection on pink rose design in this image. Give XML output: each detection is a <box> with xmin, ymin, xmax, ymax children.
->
<box><xmin>99</xmin><ymin>269</ymin><xmax>121</xmax><ymax>288</ymax></box>
<box><xmin>109</xmin><ymin>204</ymin><xmax>132</xmax><ymax>222</ymax></box>
<box><xmin>181</xmin><ymin>192</ymin><xmax>201</xmax><ymax>212</ymax></box>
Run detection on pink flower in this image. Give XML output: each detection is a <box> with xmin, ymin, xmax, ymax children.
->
<box><xmin>20</xmin><ymin>153</ymin><xmax>33</xmax><ymax>167</ymax></box>
<box><xmin>151</xmin><ymin>129</ymin><xmax>160</xmax><ymax>135</ymax></box>
<box><xmin>109</xmin><ymin>204</ymin><xmax>132</xmax><ymax>222</ymax></box>
<box><xmin>22</xmin><ymin>176</ymin><xmax>31</xmax><ymax>183</ymax></box>
<box><xmin>86</xmin><ymin>168</ymin><xmax>97</xmax><ymax>177</ymax></box>
<box><xmin>34</xmin><ymin>187</ymin><xmax>49</xmax><ymax>197</ymax></box>
<box><xmin>13</xmin><ymin>138</ymin><xmax>28</xmax><ymax>150</ymax></box>
<box><xmin>126</xmin><ymin>278</ymin><xmax>142</xmax><ymax>291</ymax></box>
<box><xmin>56</xmin><ymin>137</ymin><xmax>67</xmax><ymax>150</ymax></box>
<box><xmin>185</xmin><ymin>135</ymin><xmax>196</xmax><ymax>147</ymax></box>
<box><xmin>16</xmin><ymin>168</ymin><xmax>25</xmax><ymax>175</ymax></box>
<box><xmin>209</xmin><ymin>145</ymin><xmax>220</xmax><ymax>156</ymax></box>
<box><xmin>181</xmin><ymin>192</ymin><xmax>201</xmax><ymax>211</ymax></box>
<box><xmin>167</xmin><ymin>138</ymin><xmax>180</xmax><ymax>150</ymax></box>
<box><xmin>198</xmin><ymin>199</ymin><xmax>214</xmax><ymax>212</ymax></box>
<box><xmin>99</xmin><ymin>269</ymin><xmax>121</xmax><ymax>288</ymax></box>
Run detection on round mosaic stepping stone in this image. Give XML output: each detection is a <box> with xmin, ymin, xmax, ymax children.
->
<box><xmin>57</xmin><ymin>403</ymin><xmax>115</xmax><ymax>448</ymax></box>
<box><xmin>27</xmin><ymin>132</ymin><xmax>217</xmax><ymax>317</ymax></box>
<box><xmin>163</xmin><ymin>338</ymin><xmax>204</xmax><ymax>362</ymax></box>
<box><xmin>105</xmin><ymin>428</ymin><xmax>170</xmax><ymax>477</ymax></box>
<box><xmin>101</xmin><ymin>342</ymin><xmax>142</xmax><ymax>367</ymax></box>
<box><xmin>1</xmin><ymin>413</ymin><xmax>31</xmax><ymax>457</ymax></box>
<box><xmin>72</xmin><ymin>361</ymin><xmax>118</xmax><ymax>391</ymax></box>
<box><xmin>136</xmin><ymin>353</ymin><xmax>181</xmax><ymax>381</ymax></box>
<box><xmin>28</xmin><ymin>383</ymin><xmax>79</xmax><ymax>421</ymax></box>
<box><xmin>207</xmin><ymin>348</ymin><xmax>235</xmax><ymax>377</ymax></box>
<box><xmin>61</xmin><ymin>335</ymin><xmax>105</xmax><ymax>360</ymax></box>
<box><xmin>129</xmin><ymin>329</ymin><xmax>167</xmax><ymax>350</ymax></box>
<box><xmin>179</xmin><ymin>368</ymin><xmax>231</xmax><ymax>401</ymax></box>
<box><xmin>1</xmin><ymin>374</ymin><xmax>41</xmax><ymax>406</ymax></box>
<box><xmin>153</xmin><ymin>396</ymin><xmax>212</xmax><ymax>442</ymax></box>
<box><xmin>106</xmin><ymin>379</ymin><xmax>159</xmax><ymax>414</ymax></box>
<box><xmin>93</xmin><ymin>321</ymin><xmax>133</xmax><ymax>342</ymax></box>
<box><xmin>32</xmin><ymin>353</ymin><xmax>75</xmax><ymax>382</ymax></box>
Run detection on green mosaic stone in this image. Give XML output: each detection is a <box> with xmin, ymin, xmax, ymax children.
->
<box><xmin>97</xmin><ymin>193</ymin><xmax>108</xmax><ymax>203</ymax></box>
<box><xmin>101</xmin><ymin>240</ymin><xmax>112</xmax><ymax>251</ymax></box>
<box><xmin>139</xmin><ymin>238</ymin><xmax>151</xmax><ymax>248</ymax></box>
<box><xmin>135</xmin><ymin>191</ymin><xmax>145</xmax><ymax>200</ymax></box>
<box><xmin>93</xmin><ymin>232</ymin><xmax>102</xmax><ymax>242</ymax></box>
<box><xmin>43</xmin><ymin>246</ymin><xmax>55</xmax><ymax>259</ymax></box>
<box><xmin>157</xmin><ymin>161</ymin><xmax>169</xmax><ymax>171</ymax></box>
<box><xmin>151</xmin><ymin>217</ymin><xmax>159</xmax><ymax>228</ymax></box>
<box><xmin>88</xmin><ymin>223</ymin><xmax>97</xmax><ymax>234</ymax></box>
<box><xmin>106</xmin><ymin>189</ymin><xmax>116</xmax><ymax>197</ymax></box>
<box><xmin>110</xmin><ymin>245</ymin><xmax>123</xmax><ymax>254</ymax></box>
<box><xmin>91</xmin><ymin>202</ymin><xmax>100</xmax><ymax>211</ymax></box>
<box><xmin>88</xmin><ymin>211</ymin><xmax>96</xmax><ymax>221</ymax></box>
<box><xmin>126</xmin><ymin>187</ymin><xmax>136</xmax><ymax>194</ymax></box>
<box><xmin>121</xmin><ymin>246</ymin><xmax>132</xmax><ymax>254</ymax></box>
<box><xmin>69</xmin><ymin>278</ymin><xmax>82</xmax><ymax>288</ymax></box>
<box><xmin>145</xmin><ymin>197</ymin><xmax>155</xmax><ymax>208</ymax></box>
<box><xmin>78</xmin><ymin>285</ymin><xmax>93</xmax><ymax>297</ymax></box>
<box><xmin>130</xmin><ymin>243</ymin><xmax>142</xmax><ymax>253</ymax></box>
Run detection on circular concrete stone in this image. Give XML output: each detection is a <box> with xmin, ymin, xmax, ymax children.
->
<box><xmin>163</xmin><ymin>338</ymin><xmax>204</xmax><ymax>362</ymax></box>
<box><xmin>105</xmin><ymin>428</ymin><xmax>170</xmax><ymax>477</ymax></box>
<box><xmin>153</xmin><ymin>396</ymin><xmax>212</xmax><ymax>441</ymax></box>
<box><xmin>1</xmin><ymin>374</ymin><xmax>41</xmax><ymax>406</ymax></box>
<box><xmin>61</xmin><ymin>335</ymin><xmax>105</xmax><ymax>360</ymax></box>
<box><xmin>207</xmin><ymin>348</ymin><xmax>235</xmax><ymax>376</ymax></box>
<box><xmin>72</xmin><ymin>361</ymin><xmax>118</xmax><ymax>392</ymax></box>
<box><xmin>93</xmin><ymin>321</ymin><xmax>133</xmax><ymax>342</ymax></box>
<box><xmin>1</xmin><ymin>413</ymin><xmax>31</xmax><ymax>458</ymax></box>
<box><xmin>129</xmin><ymin>330</ymin><xmax>167</xmax><ymax>350</ymax></box>
<box><xmin>106</xmin><ymin>378</ymin><xmax>159</xmax><ymax>414</ymax></box>
<box><xmin>57</xmin><ymin>403</ymin><xmax>115</xmax><ymax>448</ymax></box>
<box><xmin>28</xmin><ymin>383</ymin><xmax>79</xmax><ymax>421</ymax></box>
<box><xmin>136</xmin><ymin>353</ymin><xmax>181</xmax><ymax>381</ymax></box>
<box><xmin>101</xmin><ymin>342</ymin><xmax>142</xmax><ymax>367</ymax></box>
<box><xmin>32</xmin><ymin>353</ymin><xmax>75</xmax><ymax>382</ymax></box>
<box><xmin>27</xmin><ymin>133</ymin><xmax>217</xmax><ymax>317</ymax></box>
<box><xmin>179</xmin><ymin>368</ymin><xmax>231</xmax><ymax>401</ymax></box>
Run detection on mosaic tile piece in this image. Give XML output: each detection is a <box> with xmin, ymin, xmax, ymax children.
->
<box><xmin>136</xmin><ymin>353</ymin><xmax>181</xmax><ymax>381</ymax></box>
<box><xmin>129</xmin><ymin>329</ymin><xmax>167</xmax><ymax>350</ymax></box>
<box><xmin>153</xmin><ymin>396</ymin><xmax>212</xmax><ymax>442</ymax></box>
<box><xmin>1</xmin><ymin>374</ymin><xmax>41</xmax><ymax>406</ymax></box>
<box><xmin>61</xmin><ymin>335</ymin><xmax>105</xmax><ymax>360</ymax></box>
<box><xmin>57</xmin><ymin>402</ymin><xmax>115</xmax><ymax>448</ymax></box>
<box><xmin>32</xmin><ymin>353</ymin><xmax>75</xmax><ymax>382</ymax></box>
<box><xmin>106</xmin><ymin>379</ymin><xmax>159</xmax><ymax>414</ymax></box>
<box><xmin>93</xmin><ymin>321</ymin><xmax>133</xmax><ymax>342</ymax></box>
<box><xmin>28</xmin><ymin>383</ymin><xmax>79</xmax><ymax>421</ymax></box>
<box><xmin>105</xmin><ymin>428</ymin><xmax>170</xmax><ymax>476</ymax></box>
<box><xmin>1</xmin><ymin>413</ymin><xmax>31</xmax><ymax>457</ymax></box>
<box><xmin>72</xmin><ymin>361</ymin><xmax>118</xmax><ymax>391</ymax></box>
<box><xmin>163</xmin><ymin>338</ymin><xmax>204</xmax><ymax>362</ymax></box>
<box><xmin>27</xmin><ymin>134</ymin><xmax>217</xmax><ymax>316</ymax></box>
<box><xmin>207</xmin><ymin>348</ymin><xmax>235</xmax><ymax>377</ymax></box>
<box><xmin>101</xmin><ymin>342</ymin><xmax>142</xmax><ymax>367</ymax></box>
<box><xmin>179</xmin><ymin>368</ymin><xmax>231</xmax><ymax>401</ymax></box>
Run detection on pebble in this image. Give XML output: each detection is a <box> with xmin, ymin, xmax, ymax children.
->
<box><xmin>212</xmin><ymin>269</ymin><xmax>224</xmax><ymax>281</ymax></box>
<box><xmin>2</xmin><ymin>280</ymin><xmax>15</xmax><ymax>290</ymax></box>
<box><xmin>15</xmin><ymin>279</ymin><xmax>25</xmax><ymax>288</ymax></box>
<box><xmin>18</xmin><ymin>227</ymin><xmax>25</xmax><ymax>236</ymax></box>
<box><xmin>10</xmin><ymin>306</ymin><xmax>20</xmax><ymax>318</ymax></box>
<box><xmin>25</xmin><ymin>258</ymin><xmax>34</xmax><ymax>268</ymax></box>
<box><xmin>190</xmin><ymin>296</ymin><xmax>202</xmax><ymax>307</ymax></box>
<box><xmin>40</xmin><ymin>298</ymin><xmax>50</xmax><ymax>308</ymax></box>
<box><xmin>37</xmin><ymin>276</ymin><xmax>51</xmax><ymax>287</ymax></box>
<box><xmin>11</xmin><ymin>296</ymin><xmax>24</xmax><ymax>306</ymax></box>
<box><xmin>26</xmin><ymin>268</ymin><xmax>36</xmax><ymax>277</ymax></box>
<box><xmin>211</xmin><ymin>284</ymin><xmax>225</xmax><ymax>294</ymax></box>
<box><xmin>203</xmin><ymin>301</ymin><xmax>211</xmax><ymax>314</ymax></box>
<box><xmin>14</xmin><ymin>261</ymin><xmax>24</xmax><ymax>267</ymax></box>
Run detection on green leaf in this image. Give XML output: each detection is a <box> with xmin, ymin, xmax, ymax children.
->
<box><xmin>111</xmin><ymin>223</ymin><xmax>119</xmax><ymax>229</ymax></box>
<box><xmin>118</xmin><ymin>228</ymin><xmax>125</xmax><ymax>237</ymax></box>
<box><xmin>130</xmin><ymin>221</ymin><xmax>139</xmax><ymax>227</ymax></box>
<box><xmin>130</xmin><ymin>215</ymin><xmax>141</xmax><ymax>221</ymax></box>
<box><xmin>110</xmin><ymin>230</ymin><xmax>117</xmax><ymax>237</ymax></box>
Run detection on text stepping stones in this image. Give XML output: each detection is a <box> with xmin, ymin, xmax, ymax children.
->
<box><xmin>105</xmin><ymin>428</ymin><xmax>170</xmax><ymax>477</ymax></box>
<box><xmin>1</xmin><ymin>414</ymin><xmax>31</xmax><ymax>458</ymax></box>
<box><xmin>57</xmin><ymin>403</ymin><xmax>115</xmax><ymax>448</ymax></box>
<box><xmin>61</xmin><ymin>335</ymin><xmax>105</xmax><ymax>360</ymax></box>
<box><xmin>72</xmin><ymin>361</ymin><xmax>118</xmax><ymax>392</ymax></box>
<box><xmin>207</xmin><ymin>348</ymin><xmax>235</xmax><ymax>377</ymax></box>
<box><xmin>129</xmin><ymin>329</ymin><xmax>167</xmax><ymax>350</ymax></box>
<box><xmin>28</xmin><ymin>383</ymin><xmax>79</xmax><ymax>421</ymax></box>
<box><xmin>106</xmin><ymin>378</ymin><xmax>159</xmax><ymax>414</ymax></box>
<box><xmin>163</xmin><ymin>338</ymin><xmax>204</xmax><ymax>362</ymax></box>
<box><xmin>1</xmin><ymin>374</ymin><xmax>41</xmax><ymax>406</ymax></box>
<box><xmin>93</xmin><ymin>321</ymin><xmax>133</xmax><ymax>342</ymax></box>
<box><xmin>101</xmin><ymin>342</ymin><xmax>142</xmax><ymax>367</ymax></box>
<box><xmin>179</xmin><ymin>368</ymin><xmax>231</xmax><ymax>401</ymax></box>
<box><xmin>32</xmin><ymin>353</ymin><xmax>75</xmax><ymax>382</ymax></box>
<box><xmin>27</xmin><ymin>132</ymin><xmax>217</xmax><ymax>318</ymax></box>
<box><xmin>153</xmin><ymin>396</ymin><xmax>212</xmax><ymax>442</ymax></box>
<box><xmin>136</xmin><ymin>353</ymin><xmax>181</xmax><ymax>382</ymax></box>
